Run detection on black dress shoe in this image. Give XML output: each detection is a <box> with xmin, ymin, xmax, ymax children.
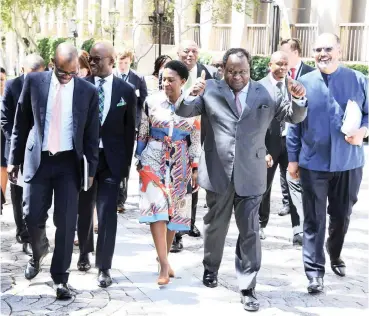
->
<box><xmin>56</xmin><ymin>283</ymin><xmax>72</xmax><ymax>300</ymax></box>
<box><xmin>22</xmin><ymin>243</ymin><xmax>33</xmax><ymax>256</ymax></box>
<box><xmin>97</xmin><ymin>269</ymin><xmax>112</xmax><ymax>288</ymax></box>
<box><xmin>325</xmin><ymin>242</ymin><xmax>346</xmax><ymax>277</ymax></box>
<box><xmin>188</xmin><ymin>225</ymin><xmax>201</xmax><ymax>237</ymax></box>
<box><xmin>292</xmin><ymin>233</ymin><xmax>303</xmax><ymax>246</ymax></box>
<box><xmin>170</xmin><ymin>237</ymin><xmax>183</xmax><ymax>253</ymax></box>
<box><xmin>278</xmin><ymin>205</ymin><xmax>290</xmax><ymax>216</ymax></box>
<box><xmin>307</xmin><ymin>277</ymin><xmax>324</xmax><ymax>294</ymax></box>
<box><xmin>16</xmin><ymin>235</ymin><xmax>23</xmax><ymax>244</ymax></box>
<box><xmin>241</xmin><ymin>288</ymin><xmax>259</xmax><ymax>311</ymax></box>
<box><xmin>77</xmin><ymin>253</ymin><xmax>91</xmax><ymax>272</ymax></box>
<box><xmin>203</xmin><ymin>269</ymin><xmax>218</xmax><ymax>288</ymax></box>
<box><xmin>24</xmin><ymin>250</ymin><xmax>48</xmax><ymax>280</ymax></box>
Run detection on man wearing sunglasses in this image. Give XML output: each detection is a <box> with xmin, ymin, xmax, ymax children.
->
<box><xmin>77</xmin><ymin>41</ymin><xmax>136</xmax><ymax>288</ymax></box>
<box><xmin>7</xmin><ymin>42</ymin><xmax>100</xmax><ymax>299</ymax></box>
<box><xmin>287</xmin><ymin>33</ymin><xmax>368</xmax><ymax>294</ymax></box>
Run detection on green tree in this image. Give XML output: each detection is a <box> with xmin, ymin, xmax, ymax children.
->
<box><xmin>81</xmin><ymin>38</ymin><xmax>95</xmax><ymax>54</ymax></box>
<box><xmin>0</xmin><ymin>0</ymin><xmax>75</xmax><ymax>52</ymax></box>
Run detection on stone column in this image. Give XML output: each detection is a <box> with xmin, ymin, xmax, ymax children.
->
<box><xmin>199</xmin><ymin>1</ymin><xmax>213</xmax><ymax>50</ymax></box>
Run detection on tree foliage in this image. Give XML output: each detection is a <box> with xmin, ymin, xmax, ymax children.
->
<box><xmin>0</xmin><ymin>0</ymin><xmax>75</xmax><ymax>52</ymax></box>
<box><xmin>81</xmin><ymin>38</ymin><xmax>95</xmax><ymax>54</ymax></box>
<box><xmin>37</xmin><ymin>37</ymin><xmax>68</xmax><ymax>63</ymax></box>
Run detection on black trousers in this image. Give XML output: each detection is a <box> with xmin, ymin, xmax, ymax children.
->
<box><xmin>78</xmin><ymin>151</ymin><xmax>120</xmax><ymax>270</ymax></box>
<box><xmin>10</xmin><ymin>182</ymin><xmax>31</xmax><ymax>243</ymax></box>
<box><xmin>259</xmin><ymin>137</ymin><xmax>299</xmax><ymax>229</ymax></box>
<box><xmin>117</xmin><ymin>171</ymin><xmax>129</xmax><ymax>207</ymax></box>
<box><xmin>299</xmin><ymin>167</ymin><xmax>363</xmax><ymax>279</ymax></box>
<box><xmin>203</xmin><ymin>183</ymin><xmax>263</xmax><ymax>290</ymax></box>
<box><xmin>23</xmin><ymin>151</ymin><xmax>78</xmax><ymax>284</ymax></box>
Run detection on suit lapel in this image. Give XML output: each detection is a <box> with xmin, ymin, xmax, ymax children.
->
<box><xmin>72</xmin><ymin>77</ymin><xmax>83</xmax><ymax>138</ymax></box>
<box><xmin>218</xmin><ymin>80</ymin><xmax>239</xmax><ymax>118</ymax></box>
<box><xmin>39</xmin><ymin>72</ymin><xmax>52</xmax><ymax>133</ymax></box>
<box><xmin>241</xmin><ymin>81</ymin><xmax>259</xmax><ymax>119</ymax></box>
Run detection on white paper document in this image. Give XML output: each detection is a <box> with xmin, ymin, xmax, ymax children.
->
<box><xmin>341</xmin><ymin>99</ymin><xmax>362</xmax><ymax>137</ymax></box>
<box><xmin>82</xmin><ymin>155</ymin><xmax>89</xmax><ymax>191</ymax></box>
<box><xmin>9</xmin><ymin>170</ymin><xmax>24</xmax><ymax>187</ymax></box>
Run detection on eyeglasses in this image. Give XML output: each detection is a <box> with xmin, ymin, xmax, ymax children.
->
<box><xmin>226</xmin><ymin>70</ymin><xmax>249</xmax><ymax>77</ymax></box>
<box><xmin>88</xmin><ymin>56</ymin><xmax>110</xmax><ymax>63</ymax></box>
<box><xmin>313</xmin><ymin>47</ymin><xmax>334</xmax><ymax>53</ymax></box>
<box><xmin>212</xmin><ymin>63</ymin><xmax>223</xmax><ymax>68</ymax></box>
<box><xmin>54</xmin><ymin>65</ymin><xmax>79</xmax><ymax>77</ymax></box>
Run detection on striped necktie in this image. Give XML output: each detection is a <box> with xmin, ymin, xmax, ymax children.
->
<box><xmin>98</xmin><ymin>79</ymin><xmax>105</xmax><ymax>123</ymax></box>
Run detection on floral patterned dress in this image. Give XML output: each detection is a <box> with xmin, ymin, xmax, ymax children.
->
<box><xmin>135</xmin><ymin>91</ymin><xmax>201</xmax><ymax>231</ymax></box>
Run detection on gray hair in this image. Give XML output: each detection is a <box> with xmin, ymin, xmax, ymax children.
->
<box><xmin>24</xmin><ymin>54</ymin><xmax>45</xmax><ymax>71</ymax></box>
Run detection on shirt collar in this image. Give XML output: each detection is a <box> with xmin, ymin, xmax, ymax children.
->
<box><xmin>118</xmin><ymin>69</ymin><xmax>130</xmax><ymax>77</ymax></box>
<box><xmin>230</xmin><ymin>81</ymin><xmax>250</xmax><ymax>95</ymax></box>
<box><xmin>94</xmin><ymin>73</ymin><xmax>114</xmax><ymax>85</ymax></box>
<box><xmin>292</xmin><ymin>60</ymin><xmax>302</xmax><ymax>71</ymax></box>
<box><xmin>268</xmin><ymin>72</ymin><xmax>285</xmax><ymax>87</ymax></box>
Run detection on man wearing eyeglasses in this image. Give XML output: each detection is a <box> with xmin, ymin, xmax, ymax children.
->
<box><xmin>78</xmin><ymin>41</ymin><xmax>136</xmax><ymax>288</ymax></box>
<box><xmin>176</xmin><ymin>48</ymin><xmax>307</xmax><ymax>311</ymax></box>
<box><xmin>287</xmin><ymin>33</ymin><xmax>368</xmax><ymax>294</ymax></box>
<box><xmin>7</xmin><ymin>43</ymin><xmax>100</xmax><ymax>299</ymax></box>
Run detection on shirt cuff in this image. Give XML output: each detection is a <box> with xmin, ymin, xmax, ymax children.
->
<box><xmin>292</xmin><ymin>96</ymin><xmax>307</xmax><ymax>107</ymax></box>
<box><xmin>360</xmin><ymin>125</ymin><xmax>369</xmax><ymax>138</ymax></box>
<box><xmin>288</xmin><ymin>152</ymin><xmax>299</xmax><ymax>162</ymax></box>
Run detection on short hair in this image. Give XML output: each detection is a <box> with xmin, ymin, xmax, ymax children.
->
<box><xmin>164</xmin><ymin>60</ymin><xmax>189</xmax><ymax>80</ymax></box>
<box><xmin>117</xmin><ymin>49</ymin><xmax>134</xmax><ymax>60</ymax></box>
<box><xmin>78</xmin><ymin>50</ymin><xmax>91</xmax><ymax>76</ymax></box>
<box><xmin>0</xmin><ymin>67</ymin><xmax>6</xmax><ymax>75</ymax></box>
<box><xmin>223</xmin><ymin>48</ymin><xmax>251</xmax><ymax>67</ymax></box>
<box><xmin>152</xmin><ymin>55</ymin><xmax>172</xmax><ymax>77</ymax></box>
<box><xmin>24</xmin><ymin>54</ymin><xmax>45</xmax><ymax>71</ymax></box>
<box><xmin>280</xmin><ymin>38</ymin><xmax>302</xmax><ymax>55</ymax></box>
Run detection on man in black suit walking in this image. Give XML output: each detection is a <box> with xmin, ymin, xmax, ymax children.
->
<box><xmin>1</xmin><ymin>54</ymin><xmax>46</xmax><ymax>255</ymax></box>
<box><xmin>114</xmin><ymin>49</ymin><xmax>147</xmax><ymax>213</ymax></box>
<box><xmin>7</xmin><ymin>43</ymin><xmax>99</xmax><ymax>299</ymax></box>
<box><xmin>77</xmin><ymin>41</ymin><xmax>136</xmax><ymax>288</ymax></box>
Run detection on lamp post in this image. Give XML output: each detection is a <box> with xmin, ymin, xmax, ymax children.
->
<box><xmin>68</xmin><ymin>18</ymin><xmax>78</xmax><ymax>47</ymax></box>
<box><xmin>108</xmin><ymin>9</ymin><xmax>120</xmax><ymax>46</ymax></box>
<box><xmin>149</xmin><ymin>0</ymin><xmax>166</xmax><ymax>57</ymax></box>
<box><xmin>260</xmin><ymin>0</ymin><xmax>281</xmax><ymax>53</ymax></box>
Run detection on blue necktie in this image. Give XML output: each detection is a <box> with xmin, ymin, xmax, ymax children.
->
<box><xmin>98</xmin><ymin>79</ymin><xmax>105</xmax><ymax>123</ymax></box>
<box><xmin>121</xmin><ymin>74</ymin><xmax>127</xmax><ymax>81</ymax></box>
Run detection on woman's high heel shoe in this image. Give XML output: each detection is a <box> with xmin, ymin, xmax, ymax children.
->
<box><xmin>157</xmin><ymin>276</ymin><xmax>170</xmax><ymax>285</ymax></box>
<box><xmin>157</xmin><ymin>259</ymin><xmax>175</xmax><ymax>278</ymax></box>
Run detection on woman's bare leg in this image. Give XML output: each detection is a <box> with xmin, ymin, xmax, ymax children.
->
<box><xmin>150</xmin><ymin>221</ymin><xmax>169</xmax><ymax>282</ymax></box>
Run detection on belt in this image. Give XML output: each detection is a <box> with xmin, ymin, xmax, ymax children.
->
<box><xmin>42</xmin><ymin>150</ymin><xmax>73</xmax><ymax>157</ymax></box>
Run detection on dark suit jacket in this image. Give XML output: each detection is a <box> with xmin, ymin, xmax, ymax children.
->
<box><xmin>176</xmin><ymin>79</ymin><xmax>307</xmax><ymax>196</ymax></box>
<box><xmin>9</xmin><ymin>72</ymin><xmax>100</xmax><ymax>182</ymax></box>
<box><xmin>1</xmin><ymin>75</ymin><xmax>25</xmax><ymax>160</ymax></box>
<box><xmin>85</xmin><ymin>75</ymin><xmax>137</xmax><ymax>178</ymax></box>
<box><xmin>298</xmin><ymin>62</ymin><xmax>315</xmax><ymax>79</ymax></box>
<box><xmin>115</xmin><ymin>69</ymin><xmax>147</xmax><ymax>129</ymax></box>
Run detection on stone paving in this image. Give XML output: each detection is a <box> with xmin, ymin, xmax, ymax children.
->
<box><xmin>1</xmin><ymin>147</ymin><xmax>368</xmax><ymax>315</ymax></box>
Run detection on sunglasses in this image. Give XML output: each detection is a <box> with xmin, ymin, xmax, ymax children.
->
<box><xmin>313</xmin><ymin>47</ymin><xmax>334</xmax><ymax>53</ymax></box>
<box><xmin>88</xmin><ymin>56</ymin><xmax>110</xmax><ymax>63</ymax></box>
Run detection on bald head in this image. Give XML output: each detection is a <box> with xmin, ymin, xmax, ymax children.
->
<box><xmin>177</xmin><ymin>40</ymin><xmax>199</xmax><ymax>71</ymax></box>
<box><xmin>55</xmin><ymin>42</ymin><xmax>78</xmax><ymax>63</ymax></box>
<box><xmin>269</xmin><ymin>51</ymin><xmax>289</xmax><ymax>81</ymax></box>
<box><xmin>89</xmin><ymin>41</ymin><xmax>116</xmax><ymax>78</ymax></box>
<box><xmin>270</xmin><ymin>51</ymin><xmax>289</xmax><ymax>63</ymax></box>
<box><xmin>23</xmin><ymin>54</ymin><xmax>45</xmax><ymax>74</ymax></box>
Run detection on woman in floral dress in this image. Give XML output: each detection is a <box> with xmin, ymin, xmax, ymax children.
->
<box><xmin>136</xmin><ymin>60</ymin><xmax>201</xmax><ymax>285</ymax></box>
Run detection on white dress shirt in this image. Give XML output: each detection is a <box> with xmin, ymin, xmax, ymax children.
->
<box><xmin>188</xmin><ymin>64</ymin><xmax>198</xmax><ymax>87</ymax></box>
<box><xmin>42</xmin><ymin>72</ymin><xmax>74</xmax><ymax>152</ymax></box>
<box><xmin>94</xmin><ymin>73</ymin><xmax>114</xmax><ymax>148</ymax></box>
<box><xmin>230</xmin><ymin>82</ymin><xmax>250</xmax><ymax>114</ymax></box>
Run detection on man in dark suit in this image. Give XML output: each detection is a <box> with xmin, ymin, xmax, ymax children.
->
<box><xmin>170</xmin><ymin>40</ymin><xmax>219</xmax><ymax>253</ymax></box>
<box><xmin>7</xmin><ymin>43</ymin><xmax>99</xmax><ymax>299</ymax></box>
<box><xmin>176</xmin><ymin>48</ymin><xmax>307</xmax><ymax>311</ymax></box>
<box><xmin>114</xmin><ymin>49</ymin><xmax>147</xmax><ymax>213</ymax></box>
<box><xmin>77</xmin><ymin>41</ymin><xmax>136</xmax><ymax>288</ymax></box>
<box><xmin>1</xmin><ymin>54</ymin><xmax>46</xmax><ymax>255</ymax></box>
<box><xmin>258</xmin><ymin>51</ymin><xmax>303</xmax><ymax>246</ymax></box>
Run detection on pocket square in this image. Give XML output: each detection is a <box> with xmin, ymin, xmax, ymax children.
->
<box><xmin>117</xmin><ymin>97</ymin><xmax>126</xmax><ymax>107</ymax></box>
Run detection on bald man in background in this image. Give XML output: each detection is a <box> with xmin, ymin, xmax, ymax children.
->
<box><xmin>7</xmin><ymin>43</ymin><xmax>99</xmax><ymax>299</ymax></box>
<box><xmin>1</xmin><ymin>54</ymin><xmax>46</xmax><ymax>256</ymax></box>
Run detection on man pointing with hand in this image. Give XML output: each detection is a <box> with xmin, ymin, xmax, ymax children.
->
<box><xmin>176</xmin><ymin>48</ymin><xmax>307</xmax><ymax>312</ymax></box>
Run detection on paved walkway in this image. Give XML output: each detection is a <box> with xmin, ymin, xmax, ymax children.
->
<box><xmin>1</xmin><ymin>149</ymin><xmax>368</xmax><ymax>315</ymax></box>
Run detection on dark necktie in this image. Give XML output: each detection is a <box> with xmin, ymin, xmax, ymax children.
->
<box><xmin>122</xmin><ymin>74</ymin><xmax>127</xmax><ymax>81</ymax></box>
<box><xmin>276</xmin><ymin>81</ymin><xmax>286</xmax><ymax>136</ymax></box>
<box><xmin>98</xmin><ymin>79</ymin><xmax>106</xmax><ymax>123</ymax></box>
